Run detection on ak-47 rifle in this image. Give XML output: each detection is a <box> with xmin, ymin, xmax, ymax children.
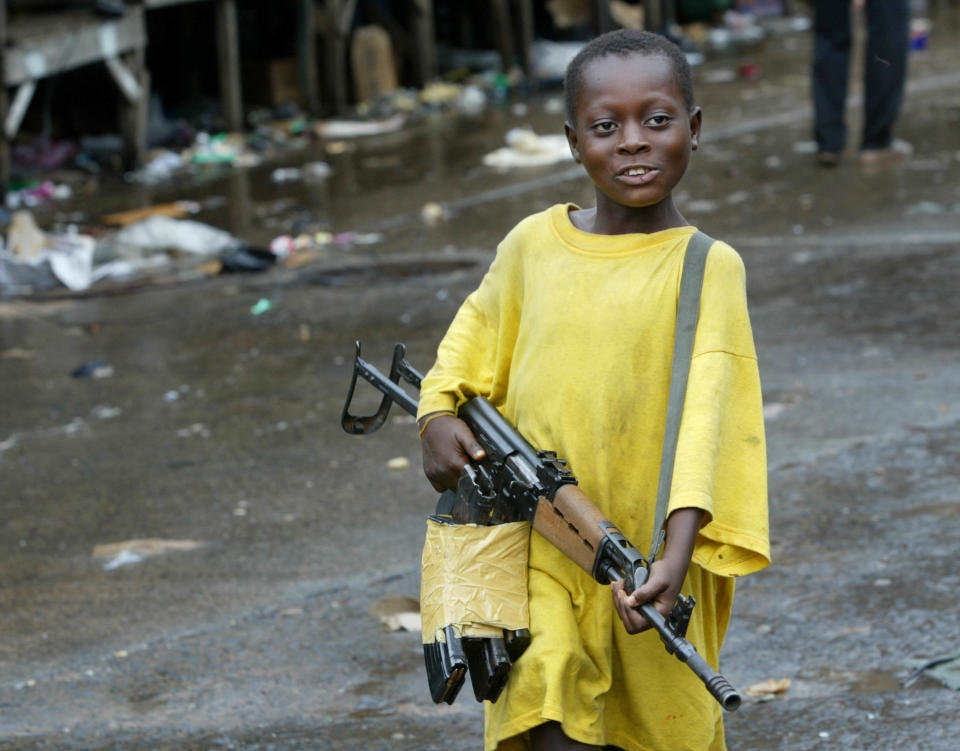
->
<box><xmin>341</xmin><ymin>342</ymin><xmax>741</xmax><ymax>712</ymax></box>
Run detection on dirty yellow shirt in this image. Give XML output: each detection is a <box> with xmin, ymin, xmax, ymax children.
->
<box><xmin>418</xmin><ymin>204</ymin><xmax>770</xmax><ymax>751</ymax></box>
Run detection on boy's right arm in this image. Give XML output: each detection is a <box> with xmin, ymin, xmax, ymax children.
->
<box><xmin>419</xmin><ymin>413</ymin><xmax>486</xmax><ymax>492</ymax></box>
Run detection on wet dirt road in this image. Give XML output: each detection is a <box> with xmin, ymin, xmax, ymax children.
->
<box><xmin>3</xmin><ymin>13</ymin><xmax>960</xmax><ymax>751</ymax></box>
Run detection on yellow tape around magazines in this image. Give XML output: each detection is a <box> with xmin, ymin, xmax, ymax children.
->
<box><xmin>420</xmin><ymin>518</ymin><xmax>530</xmax><ymax>644</ymax></box>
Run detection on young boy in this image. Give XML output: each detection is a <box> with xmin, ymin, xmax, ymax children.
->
<box><xmin>417</xmin><ymin>29</ymin><xmax>770</xmax><ymax>751</ymax></box>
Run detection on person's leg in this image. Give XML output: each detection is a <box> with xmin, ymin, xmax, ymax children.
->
<box><xmin>529</xmin><ymin>721</ymin><xmax>624</xmax><ymax>751</ymax></box>
<box><xmin>811</xmin><ymin>0</ymin><xmax>853</xmax><ymax>158</ymax></box>
<box><xmin>860</xmin><ymin>0</ymin><xmax>910</xmax><ymax>151</ymax></box>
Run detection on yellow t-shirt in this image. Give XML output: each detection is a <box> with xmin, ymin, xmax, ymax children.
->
<box><xmin>418</xmin><ymin>204</ymin><xmax>770</xmax><ymax>751</ymax></box>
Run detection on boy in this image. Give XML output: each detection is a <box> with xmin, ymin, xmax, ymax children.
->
<box><xmin>417</xmin><ymin>29</ymin><xmax>770</xmax><ymax>751</ymax></box>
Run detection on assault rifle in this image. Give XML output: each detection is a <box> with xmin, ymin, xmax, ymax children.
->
<box><xmin>341</xmin><ymin>342</ymin><xmax>741</xmax><ymax>712</ymax></box>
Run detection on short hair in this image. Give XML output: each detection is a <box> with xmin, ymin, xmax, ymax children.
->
<box><xmin>564</xmin><ymin>29</ymin><xmax>695</xmax><ymax>122</ymax></box>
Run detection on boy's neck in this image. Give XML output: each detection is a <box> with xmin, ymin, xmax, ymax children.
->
<box><xmin>574</xmin><ymin>197</ymin><xmax>691</xmax><ymax>235</ymax></box>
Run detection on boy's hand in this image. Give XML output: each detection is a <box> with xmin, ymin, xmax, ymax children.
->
<box><xmin>611</xmin><ymin>556</ymin><xmax>686</xmax><ymax>634</ymax></box>
<box><xmin>610</xmin><ymin>507</ymin><xmax>704</xmax><ymax>634</ymax></box>
<box><xmin>419</xmin><ymin>413</ymin><xmax>486</xmax><ymax>492</ymax></box>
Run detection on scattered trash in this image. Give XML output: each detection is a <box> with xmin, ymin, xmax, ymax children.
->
<box><xmin>250</xmin><ymin>298</ymin><xmax>273</xmax><ymax>316</ymax></box>
<box><xmin>483</xmin><ymin>128</ymin><xmax>573</xmax><ymax>169</ymax></box>
<box><xmin>218</xmin><ymin>247</ymin><xmax>277</xmax><ymax>273</ymax></box>
<box><xmin>457</xmin><ymin>85</ymin><xmax>488</xmax><ymax>116</ymax></box>
<box><xmin>421</xmin><ymin>202</ymin><xmax>448</xmax><ymax>226</ymax></box>
<box><xmin>102</xmin><ymin>550</ymin><xmax>145</xmax><ymax>570</ymax></box>
<box><xmin>0</xmin><ymin>348</ymin><xmax>34</xmax><ymax>359</ymax></box>
<box><xmin>368</xmin><ymin>595</ymin><xmax>421</xmax><ymax>632</ymax></box>
<box><xmin>101</xmin><ymin>201</ymin><xmax>201</xmax><ymax>227</ymax></box>
<box><xmin>901</xmin><ymin>654</ymin><xmax>960</xmax><ymax>689</ymax></box>
<box><xmin>115</xmin><ymin>216</ymin><xmax>243</xmax><ymax>257</ymax></box>
<box><xmin>271</xmin><ymin>167</ymin><xmax>302</xmax><ymax>183</ymax></box>
<box><xmin>316</xmin><ymin>114</ymin><xmax>406</xmax><ymax>139</ymax></box>
<box><xmin>762</xmin><ymin>402</ymin><xmax>787</xmax><ymax>420</ymax></box>
<box><xmin>303</xmin><ymin>161</ymin><xmax>333</xmax><ymax>181</ymax></box>
<box><xmin>7</xmin><ymin>210</ymin><xmax>48</xmax><ymax>261</ymax></box>
<box><xmin>135</xmin><ymin>149</ymin><xmax>185</xmax><ymax>183</ymax></box>
<box><xmin>176</xmin><ymin>423</ymin><xmax>210</xmax><ymax>438</ymax></box>
<box><xmin>743</xmin><ymin>678</ymin><xmax>791</xmax><ymax>697</ymax></box>
<box><xmin>91</xmin><ymin>405</ymin><xmax>122</xmax><ymax>420</ymax></box>
<box><xmin>93</xmin><ymin>538</ymin><xmax>205</xmax><ymax>570</ymax></box>
<box><xmin>387</xmin><ymin>456</ymin><xmax>411</xmax><ymax>471</ymax></box>
<box><xmin>331</xmin><ymin>232</ymin><xmax>382</xmax><ymax>246</ymax></box>
<box><xmin>71</xmin><ymin>360</ymin><xmax>114</xmax><ymax>379</ymax></box>
<box><xmin>189</xmin><ymin>132</ymin><xmax>245</xmax><ymax>165</ymax></box>
<box><xmin>5</xmin><ymin>180</ymin><xmax>73</xmax><ymax>210</ymax></box>
<box><xmin>270</xmin><ymin>232</ymin><xmax>331</xmax><ymax>257</ymax></box>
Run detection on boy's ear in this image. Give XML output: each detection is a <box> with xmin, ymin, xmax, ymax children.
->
<box><xmin>564</xmin><ymin>121</ymin><xmax>582</xmax><ymax>163</ymax></box>
<box><xmin>689</xmin><ymin>106</ymin><xmax>703</xmax><ymax>151</ymax></box>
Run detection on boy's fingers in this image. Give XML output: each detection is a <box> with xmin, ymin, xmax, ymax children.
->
<box><xmin>627</xmin><ymin>583</ymin><xmax>658</xmax><ymax>608</ymax></box>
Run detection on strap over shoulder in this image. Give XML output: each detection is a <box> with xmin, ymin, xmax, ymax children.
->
<box><xmin>648</xmin><ymin>231</ymin><xmax>714</xmax><ymax>560</ymax></box>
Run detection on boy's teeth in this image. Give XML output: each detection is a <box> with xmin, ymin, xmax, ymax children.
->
<box><xmin>626</xmin><ymin>168</ymin><xmax>647</xmax><ymax>176</ymax></box>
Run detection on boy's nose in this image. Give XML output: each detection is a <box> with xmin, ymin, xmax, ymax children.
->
<box><xmin>617</xmin><ymin>123</ymin><xmax>649</xmax><ymax>153</ymax></box>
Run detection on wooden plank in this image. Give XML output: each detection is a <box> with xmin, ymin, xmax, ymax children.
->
<box><xmin>411</xmin><ymin>0</ymin><xmax>436</xmax><ymax>86</ymax></box>
<box><xmin>297</xmin><ymin>0</ymin><xmax>320</xmax><ymax>115</ymax></box>
<box><xmin>215</xmin><ymin>0</ymin><xmax>243</xmax><ymax>131</ymax></box>
<box><xmin>118</xmin><ymin>47</ymin><xmax>148</xmax><ymax>169</ymax></box>
<box><xmin>5</xmin><ymin>9</ymin><xmax>145</xmax><ymax>86</ymax></box>
<box><xmin>0</xmin><ymin>0</ymin><xmax>9</xmax><ymax>189</ymax></box>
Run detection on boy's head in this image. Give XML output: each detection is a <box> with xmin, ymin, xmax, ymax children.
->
<box><xmin>561</xmin><ymin>29</ymin><xmax>702</xmax><ymax>219</ymax></box>
<box><xmin>564</xmin><ymin>29</ymin><xmax>695</xmax><ymax>123</ymax></box>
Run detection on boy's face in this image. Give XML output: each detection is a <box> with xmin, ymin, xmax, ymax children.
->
<box><xmin>565</xmin><ymin>53</ymin><xmax>701</xmax><ymax>215</ymax></box>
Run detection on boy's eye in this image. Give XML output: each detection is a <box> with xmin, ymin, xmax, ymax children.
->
<box><xmin>592</xmin><ymin>121</ymin><xmax>617</xmax><ymax>133</ymax></box>
<box><xmin>645</xmin><ymin>115</ymin><xmax>672</xmax><ymax>127</ymax></box>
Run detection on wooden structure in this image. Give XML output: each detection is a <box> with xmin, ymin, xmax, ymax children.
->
<box><xmin>0</xmin><ymin>0</ymin><xmax>244</xmax><ymax>188</ymax></box>
<box><xmin>0</xmin><ymin>0</ymin><xmax>149</xmax><ymax>186</ymax></box>
<box><xmin>0</xmin><ymin>0</ymin><xmax>646</xmax><ymax>189</ymax></box>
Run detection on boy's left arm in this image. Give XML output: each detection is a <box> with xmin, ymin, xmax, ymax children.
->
<box><xmin>611</xmin><ymin>507</ymin><xmax>704</xmax><ymax>634</ymax></box>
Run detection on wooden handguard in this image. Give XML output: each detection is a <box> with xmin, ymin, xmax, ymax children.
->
<box><xmin>533</xmin><ymin>484</ymin><xmax>619</xmax><ymax>575</ymax></box>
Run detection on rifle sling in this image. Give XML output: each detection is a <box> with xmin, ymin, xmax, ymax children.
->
<box><xmin>648</xmin><ymin>231</ymin><xmax>713</xmax><ymax>562</ymax></box>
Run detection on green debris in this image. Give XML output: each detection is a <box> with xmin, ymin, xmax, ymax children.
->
<box><xmin>250</xmin><ymin>298</ymin><xmax>273</xmax><ymax>316</ymax></box>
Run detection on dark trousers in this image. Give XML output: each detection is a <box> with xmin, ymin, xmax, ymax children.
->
<box><xmin>812</xmin><ymin>0</ymin><xmax>910</xmax><ymax>153</ymax></box>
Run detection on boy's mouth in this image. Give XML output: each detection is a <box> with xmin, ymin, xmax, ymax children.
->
<box><xmin>616</xmin><ymin>166</ymin><xmax>658</xmax><ymax>184</ymax></box>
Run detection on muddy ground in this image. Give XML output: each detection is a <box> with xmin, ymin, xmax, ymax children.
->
<box><xmin>2</xmin><ymin>11</ymin><xmax>960</xmax><ymax>751</ymax></box>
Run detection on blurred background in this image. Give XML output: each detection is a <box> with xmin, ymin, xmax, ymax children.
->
<box><xmin>2</xmin><ymin>2</ymin><xmax>959</xmax><ymax>750</ymax></box>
